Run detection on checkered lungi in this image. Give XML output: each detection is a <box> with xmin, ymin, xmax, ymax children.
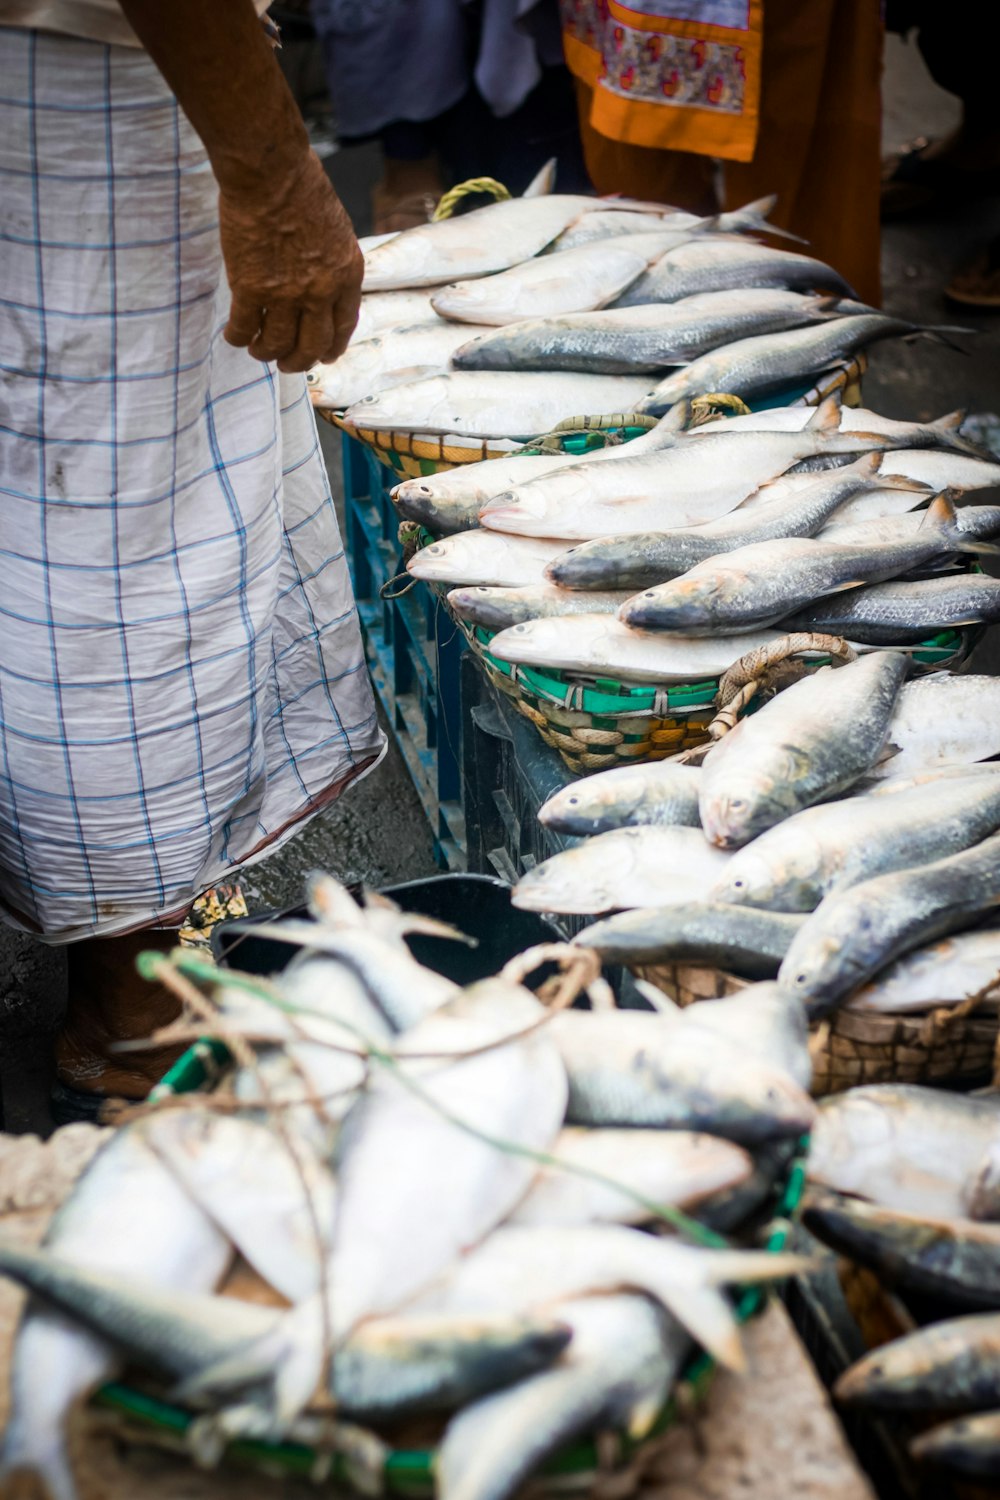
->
<box><xmin>0</xmin><ymin>27</ymin><xmax>386</xmax><ymax>942</ymax></box>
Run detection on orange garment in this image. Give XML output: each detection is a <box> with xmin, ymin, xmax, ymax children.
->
<box><xmin>566</xmin><ymin>0</ymin><xmax>882</xmax><ymax>305</ymax></box>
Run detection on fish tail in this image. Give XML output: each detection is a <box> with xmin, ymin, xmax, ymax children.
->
<box><xmin>697</xmin><ymin>1248</ymin><xmax>817</xmax><ymax>1286</ymax></box>
<box><xmin>720</xmin><ymin>194</ymin><xmax>809</xmax><ymax>243</ymax></box>
<box><xmin>902</xmin><ymin>323</ymin><xmax>976</xmax><ymax>355</ymax></box>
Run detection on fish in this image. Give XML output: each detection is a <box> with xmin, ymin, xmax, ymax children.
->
<box><xmin>712</xmin><ymin>773</ymin><xmax>1000</xmax><ymax>913</ymax></box>
<box><xmin>621</xmin><ymin>494</ymin><xmax>974</xmax><ymax>634</ymax></box>
<box><xmin>543</xmin><ymin>454</ymin><xmax>928</xmax><ymax>590</ymax></box>
<box><xmin>306</xmin><ymin>322</ymin><xmax>481</xmax><ymax>409</ymax></box>
<box><xmin>0</xmin><ymin>1124</ymin><xmax>231</xmax><ymax>1500</ymax></box>
<box><xmin>361</xmin><ymin>195</ymin><xmax>627</xmax><ymax>290</ymax></box>
<box><xmin>834</xmin><ymin>1312</ymin><xmax>1000</xmax><ymax>1412</ymax></box>
<box><xmin>406</xmin><ymin>531</ymin><xmax>572</xmax><ymax>587</ymax></box>
<box><xmin>488</xmin><ymin>615</ymin><xmax>783</xmax><ymax>683</ymax></box>
<box><xmin>641</xmin><ymin>315</ymin><xmax>949</xmax><ymax>410</ymax></box>
<box><xmin>574</xmin><ymin>902</ymin><xmax>805</xmax><ymax>979</ymax></box>
<box><xmin>537</xmin><ymin>760</ymin><xmax>702</xmax><ymax>836</ymax></box>
<box><xmin>675</xmin><ymin>981</ymin><xmax>812</xmax><ymax>1090</ymax></box>
<box><xmin>344</xmin><ymin>371</ymin><xmax>656</xmax><ymax>440</ymax></box>
<box><xmin>391</xmin><ymin>412</ymin><xmax>683</xmax><ymax>533</ymax></box>
<box><xmin>777</xmin><ymin>830</ymin><xmax>1000</xmax><ymax>1015</ymax></box>
<box><xmin>321</xmin><ymin>983</ymin><xmax>568</xmax><ymax>1337</ymax></box>
<box><xmin>819</xmin><ymin>502</ymin><xmax>1000</xmax><ymax>545</ymax></box>
<box><xmin>614</xmin><ymin>239</ymin><xmax>857</xmax><ymax>307</ymax></box>
<box><xmin>0</xmin><ymin>1240</ymin><xmax>573</xmax><ymax>1431</ymax></box>
<box><xmin>508</xmin><ymin>1126</ymin><xmax>754</xmax><ymax>1227</ymax></box>
<box><xmin>783</xmin><ymin>572</ymin><xmax>1000</xmax><ymax>645</ymax></box>
<box><xmin>806</xmin><ymin>1083</ymin><xmax>1000</xmax><ymax>1219</ymax></box>
<box><xmin>876</xmin><ymin>447</ymin><xmax>1000</xmax><ymax>492</ymax></box>
<box><xmin>866</xmin><ymin>673</ymin><xmax>1000</xmax><ymax>780</ymax></box>
<box><xmin>478</xmin><ymin>396</ymin><xmax>899</xmax><ymax>540</ymax></box>
<box><xmin>510</xmin><ymin>826</ymin><xmax>732</xmax><ymax>915</ymax></box>
<box><xmin>553</xmin><ymin>205</ymin><xmax>701</xmax><ymax>249</ymax></box>
<box><xmin>687</xmin><ymin>403</ymin><xmax>976</xmax><ymax>452</ymax></box>
<box><xmin>698</xmin><ymin>651</ymin><xmax>909</xmax><ymax>849</ymax></box>
<box><xmin>446</xmin><ymin>582</ymin><xmax>634</xmax><ymax>631</ymax></box>
<box><xmin>547</xmin><ymin>1009</ymin><xmax>816</xmax><ymax>1143</ymax></box>
<box><xmin>145</xmin><ymin>1110</ymin><xmax>337</xmax><ymax>1304</ymax></box>
<box><xmin>451</xmin><ymin>290</ymin><xmax>843</xmax><ymax>374</ymax></box>
<box><xmin>802</xmin><ymin>1191</ymin><xmax>1000</xmax><ymax>1310</ymax></box>
<box><xmin>431</xmin><ymin>232</ymin><xmax>700</xmax><ymax>325</ymax></box>
<box><xmin>352</xmin><ymin>290</ymin><xmax>441</xmax><ymax>340</ymax></box>
<box><xmin>911</xmin><ymin>1411</ymin><xmax>1000</xmax><ymax>1478</ymax></box>
<box><xmin>436</xmin><ymin>1295</ymin><xmax>686</xmax><ymax>1500</ymax></box>
<box><xmin>847</xmin><ymin>928</ymin><xmax>1000</xmax><ymax>1014</ymax></box>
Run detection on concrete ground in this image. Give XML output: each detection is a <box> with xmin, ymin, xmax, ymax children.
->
<box><xmin>3</xmin><ymin>33</ymin><xmax>1000</xmax><ymax>1132</ymax></box>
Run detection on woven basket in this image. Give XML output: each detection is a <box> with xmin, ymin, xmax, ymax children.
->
<box><xmin>457</xmin><ymin>618</ymin><xmax>978</xmax><ymax>774</ymax></box>
<box><xmin>319</xmin><ymin>354</ymin><xmax>867</xmax><ymax>480</ymax></box>
<box><xmin>635</xmin><ymin>963</ymin><xmax>1000</xmax><ymax>1097</ymax></box>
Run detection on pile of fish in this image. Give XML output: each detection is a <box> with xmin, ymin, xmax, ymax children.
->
<box><xmin>307</xmin><ymin>181</ymin><xmax>966</xmax><ymax>438</ymax></box>
<box><xmin>505</xmin><ymin>653</ymin><xmax>1000</xmax><ymax>1040</ymax></box>
<box><xmin>802</xmin><ymin>1082</ymin><xmax>1000</xmax><ymax>1484</ymax></box>
<box><xmin>396</xmin><ymin>393</ymin><xmax>1000</xmax><ymax>667</ymax></box>
<box><xmin>0</xmin><ymin>877</ymin><xmax>813</xmax><ymax>1500</ymax></box>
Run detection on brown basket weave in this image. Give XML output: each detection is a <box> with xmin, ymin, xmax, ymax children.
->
<box><xmin>635</xmin><ymin>963</ymin><xmax>1000</xmax><ymax>1097</ymax></box>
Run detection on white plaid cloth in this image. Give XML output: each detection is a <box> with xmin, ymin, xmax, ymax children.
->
<box><xmin>0</xmin><ymin>28</ymin><xmax>385</xmax><ymax>942</ymax></box>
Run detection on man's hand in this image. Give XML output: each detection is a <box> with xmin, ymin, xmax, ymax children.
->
<box><xmin>117</xmin><ymin>0</ymin><xmax>362</xmax><ymax>374</ymax></box>
<box><xmin>220</xmin><ymin>152</ymin><xmax>363</xmax><ymax>372</ymax></box>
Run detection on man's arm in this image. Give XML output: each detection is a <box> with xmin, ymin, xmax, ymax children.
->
<box><xmin>118</xmin><ymin>0</ymin><xmax>361</xmax><ymax>372</ymax></box>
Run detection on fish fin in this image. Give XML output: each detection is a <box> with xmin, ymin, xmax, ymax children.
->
<box><xmin>919</xmin><ymin>490</ymin><xmax>960</xmax><ymax>531</ymax></box>
<box><xmin>722</xmin><ymin>194</ymin><xmax>809</xmax><ymax>243</ymax></box>
<box><xmin>903</xmin><ymin>324</ymin><xmax>975</xmax><ymax>355</ymax></box>
<box><xmin>627</xmin><ymin>1390</ymin><xmax>670</xmax><ymax>1441</ymax></box>
<box><xmin>522</xmin><ymin>158</ymin><xmax>557</xmax><ymax>198</ymax></box>
<box><xmin>875</xmin><ymin>739</ymin><xmax>902</xmax><ymax>766</ymax></box>
<box><xmin>672</xmin><ymin>1286</ymin><xmax>746</xmax><ymax>1372</ymax></box>
<box><xmin>805</xmin><ymin>394</ymin><xmax>843</xmax><ymax>432</ymax></box>
<box><xmin>806</xmin><ymin>294</ymin><xmax>847</xmax><ymax>318</ymax></box>
<box><xmin>931</xmin><ymin>408</ymin><xmax>967</xmax><ymax>431</ymax></box>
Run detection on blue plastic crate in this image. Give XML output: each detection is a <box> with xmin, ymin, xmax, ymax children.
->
<box><xmin>341</xmin><ymin>436</ymin><xmax>467</xmax><ymax>869</ymax></box>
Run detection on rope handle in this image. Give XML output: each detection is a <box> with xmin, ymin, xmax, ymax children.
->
<box><xmin>521</xmin><ymin>412</ymin><xmax>660</xmax><ymax>455</ymax></box>
<box><xmin>433</xmin><ymin>176</ymin><xmax>511</xmax><ymax>221</ymax></box>
<box><xmin>708</xmin><ymin>632</ymin><xmax>857</xmax><ymax>740</ymax></box>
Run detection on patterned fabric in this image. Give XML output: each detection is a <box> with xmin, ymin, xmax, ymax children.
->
<box><xmin>561</xmin><ymin>0</ymin><xmax>763</xmax><ymax>160</ymax></box>
<box><xmin>0</xmin><ymin>28</ymin><xmax>385</xmax><ymax>943</ymax></box>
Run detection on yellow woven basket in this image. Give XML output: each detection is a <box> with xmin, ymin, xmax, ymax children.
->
<box><xmin>634</xmin><ymin>962</ymin><xmax>1000</xmax><ymax>1098</ymax></box>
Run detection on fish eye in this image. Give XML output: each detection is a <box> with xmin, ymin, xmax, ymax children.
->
<box><xmin>794</xmin><ymin>973</ymin><xmax>808</xmax><ymax>986</ymax></box>
<box><xmin>730</xmin><ymin>798</ymin><xmax>746</xmax><ymax>810</ymax></box>
<box><xmin>733</xmin><ymin>879</ymin><xmax>744</xmax><ymax>888</ymax></box>
<box><xmin>305</xmin><ymin>370</ymin><xmax>319</xmax><ymax>385</ymax></box>
<box><xmin>567</xmin><ymin>797</ymin><xmax>579</xmax><ymax>805</ymax></box>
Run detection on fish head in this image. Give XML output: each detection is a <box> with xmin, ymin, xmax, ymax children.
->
<box><xmin>406</xmin><ymin>538</ymin><xmax>462</xmax><ymax>582</ymax></box>
<box><xmin>511</xmin><ymin>837</ymin><xmax>634</xmax><ymax>914</ymax></box>
<box><xmin>538</xmin><ymin>781</ymin><xmax>644</xmax><ymax>837</ymax></box>
<box><xmin>708</xmin><ymin>847</ymin><xmax>782</xmax><ymax>908</ymax></box>
<box><xmin>431</xmin><ymin>278</ymin><xmax>520</xmax><ymax>321</ymax></box>
<box><xmin>697</xmin><ymin>1048</ymin><xmax>817</xmax><ymax>1141</ymax></box>
<box><xmin>619</xmin><ymin>574</ymin><xmax>735</xmax><ymax>632</ymax></box>
<box><xmin>446</xmin><ymin>586</ymin><xmax>530</xmax><ymax>631</ymax></box>
<box><xmin>700</xmin><ymin>774</ymin><xmax>786</xmax><ymax>851</ymax></box>
<box><xmin>911</xmin><ymin>1412</ymin><xmax>1000</xmax><ymax>1472</ymax></box>
<box><xmin>833</xmin><ymin>1334</ymin><xmax>950</xmax><ymax>1410</ymax></box>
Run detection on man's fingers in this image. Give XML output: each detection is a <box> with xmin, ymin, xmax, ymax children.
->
<box><xmin>278</xmin><ymin>303</ymin><xmax>337</xmax><ymax>374</ymax></box>
<box><xmin>328</xmin><ymin>281</ymin><xmax>363</xmax><ymax>363</ymax></box>
<box><xmin>224</xmin><ymin>291</ymin><xmax>263</xmax><ymax>350</ymax></box>
<box><xmin>250</xmin><ymin>302</ymin><xmax>301</xmax><ymax>364</ymax></box>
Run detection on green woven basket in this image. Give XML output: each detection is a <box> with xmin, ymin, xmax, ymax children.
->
<box><xmin>90</xmin><ymin>1039</ymin><xmax>809</xmax><ymax>1493</ymax></box>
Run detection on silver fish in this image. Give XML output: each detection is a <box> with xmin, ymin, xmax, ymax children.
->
<box><xmin>835</xmin><ymin>1312</ymin><xmax>1000</xmax><ymax>1413</ymax></box>
<box><xmin>677</xmin><ymin>982</ymin><xmax>812</xmax><ymax>1090</ymax></box>
<box><xmin>307</xmin><ymin>322</ymin><xmax>481</xmax><ymax>410</ymax></box>
<box><xmin>452</xmin><ymin>289</ymin><xmax>841</xmax><ymax>374</ymax></box>
<box><xmin>510</xmin><ymin>826</ymin><xmax>732</xmax><ymax>914</ymax></box>
<box><xmin>352</xmin><ymin>290</ymin><xmax>441</xmax><ymax>340</ymax></box>
<box><xmin>391</xmin><ymin>412</ymin><xmax>682</xmax><ymax>533</ymax></box>
<box><xmin>436</xmin><ymin>1295</ymin><xmax>686</xmax><ymax>1500</ymax></box>
<box><xmin>478</xmin><ymin>397</ymin><xmax>903</xmax><ymax>539</ymax></box>
<box><xmin>509</xmin><ymin>1126</ymin><xmax>754</xmax><ymax>1227</ymax></box>
<box><xmin>545</xmin><ymin>454</ymin><xmax>926</xmax><ymax>590</ymax></box>
<box><xmin>0</xmin><ymin>1125</ymin><xmax>230</xmax><ymax>1500</ymax></box>
<box><xmin>548</xmin><ymin>1009</ymin><xmax>815</xmax><ymax>1144</ymax></box>
<box><xmin>783</xmin><ymin>572</ymin><xmax>1000</xmax><ymax>645</ymax></box>
<box><xmin>911</xmin><ymin>1411</ymin><xmax>1000</xmax><ymax>1477</ymax></box>
<box><xmin>877</xmin><ymin>447</ymin><xmax>1000</xmax><ymax>491</ymax></box>
<box><xmin>538</xmin><ymin>761</ymin><xmax>702</xmax><ymax>836</ymax></box>
<box><xmin>777</xmin><ymin>830</ymin><xmax>1000</xmax><ymax>1015</ymax></box>
<box><xmin>446</xmin><ymin>582</ymin><xmax>634</xmax><ymax>631</ymax></box>
<box><xmin>614</xmin><ymin>239</ymin><xmax>857</xmax><ymax>307</ymax></box>
<box><xmin>819</xmin><ymin>503</ymin><xmax>1000</xmax><ymax>545</ymax></box>
<box><xmin>699</xmin><ymin>651</ymin><xmax>909</xmax><ymax>848</ymax></box>
<box><xmin>807</xmin><ymin>1083</ymin><xmax>1000</xmax><ymax>1219</ymax></box>
<box><xmin>713</xmin><ymin>773</ymin><xmax>1000</xmax><ymax>913</ymax></box>
<box><xmin>431</xmin><ymin>232</ymin><xmax>698</xmax><ymax>325</ymax></box>
<box><xmin>641</xmin><ymin>315</ymin><xmax>938</xmax><ymax>410</ymax></box>
<box><xmin>622</xmin><ymin>494</ymin><xmax>977</xmax><ymax>635</ymax></box>
<box><xmin>574</xmin><ymin>901</ymin><xmax>805</xmax><ymax>978</ymax></box>
<box><xmin>345</xmin><ymin>371</ymin><xmax>655</xmax><ymax>440</ymax></box>
<box><xmin>868</xmin><ymin>673</ymin><xmax>1000</xmax><ymax>781</ymax></box>
<box><xmin>553</xmin><ymin>205</ymin><xmax>701</xmax><ymax>249</ymax></box>
<box><xmin>407</xmin><ymin>531</ymin><xmax>572</xmax><ymax>587</ymax></box>
<box><xmin>361</xmin><ymin>195</ymin><xmax>621</xmax><ymax>290</ymax></box>
<box><xmin>488</xmin><ymin>614</ymin><xmax>782</xmax><ymax>683</ymax></box>
<box><xmin>848</xmin><ymin>928</ymin><xmax>1000</xmax><ymax>1014</ymax></box>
